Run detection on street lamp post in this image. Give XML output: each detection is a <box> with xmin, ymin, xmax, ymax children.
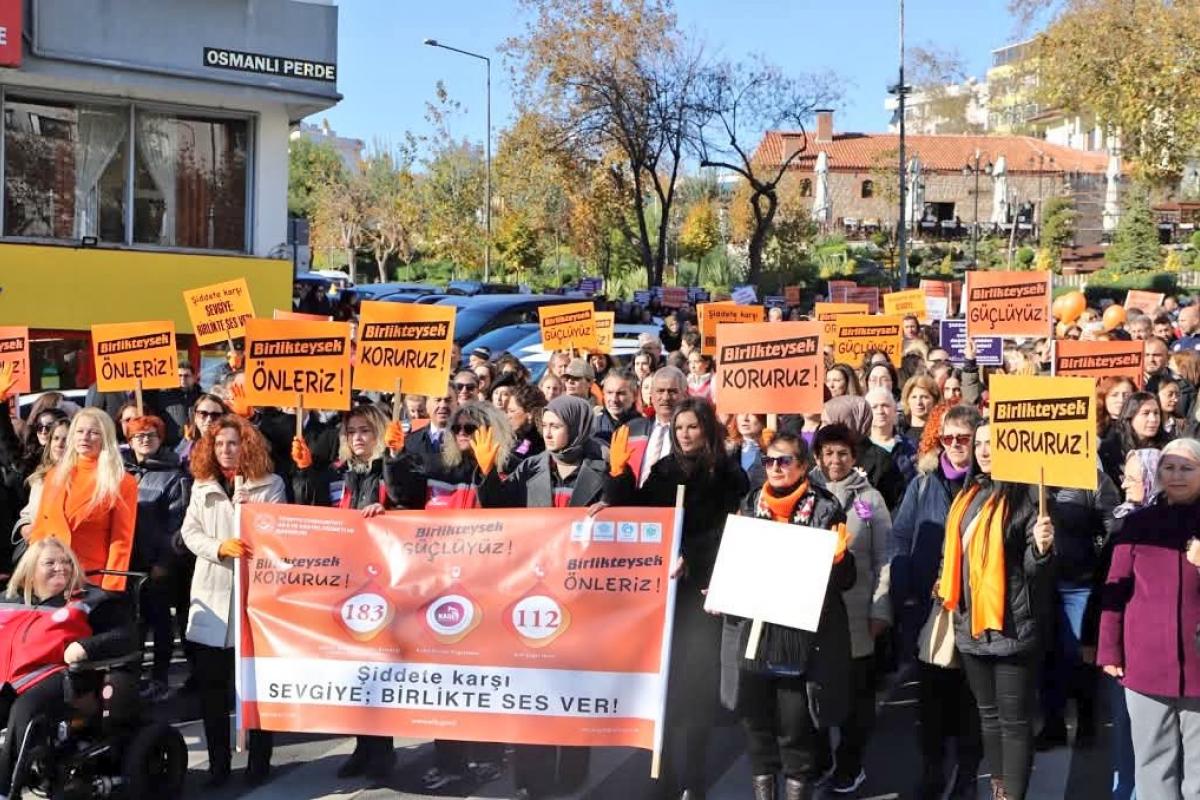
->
<box><xmin>424</xmin><ymin>38</ymin><xmax>492</xmax><ymax>283</ymax></box>
<box><xmin>962</xmin><ymin>149</ymin><xmax>992</xmax><ymax>269</ymax></box>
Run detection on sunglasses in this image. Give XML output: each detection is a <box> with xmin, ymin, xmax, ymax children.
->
<box><xmin>36</xmin><ymin>422</ymin><xmax>56</xmax><ymax>433</ymax></box>
<box><xmin>762</xmin><ymin>455</ymin><xmax>798</xmax><ymax>469</ymax></box>
<box><xmin>195</xmin><ymin>409</ymin><xmax>224</xmax><ymax>420</ymax></box>
<box><xmin>451</xmin><ymin>423</ymin><xmax>479</xmax><ymax>435</ymax></box>
<box><xmin>453</xmin><ymin>382</ymin><xmax>478</xmax><ymax>393</ymax></box>
<box><xmin>940</xmin><ymin>434</ymin><xmax>973</xmax><ymax>447</ymax></box>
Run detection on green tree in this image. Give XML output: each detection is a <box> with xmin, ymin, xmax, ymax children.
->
<box><xmin>678</xmin><ymin>200</ymin><xmax>720</xmax><ymax>263</ymax></box>
<box><xmin>1039</xmin><ymin>195</ymin><xmax>1076</xmax><ymax>268</ymax></box>
<box><xmin>1106</xmin><ymin>186</ymin><xmax>1161</xmax><ymax>272</ymax></box>
<box><xmin>361</xmin><ymin>145</ymin><xmax>424</xmax><ymax>282</ymax></box>
<box><xmin>495</xmin><ymin>213</ymin><xmax>545</xmax><ymax>283</ymax></box>
<box><xmin>288</xmin><ymin>136</ymin><xmax>346</xmax><ymax>218</ymax></box>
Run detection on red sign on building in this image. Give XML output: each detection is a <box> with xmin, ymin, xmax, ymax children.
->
<box><xmin>0</xmin><ymin>0</ymin><xmax>20</xmax><ymax>68</ymax></box>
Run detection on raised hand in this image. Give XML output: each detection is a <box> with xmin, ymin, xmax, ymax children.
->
<box><xmin>609</xmin><ymin>425</ymin><xmax>633</xmax><ymax>477</ymax></box>
<box><xmin>291</xmin><ymin>436</ymin><xmax>313</xmax><ymax>470</ymax></box>
<box><xmin>227</xmin><ymin>382</ymin><xmax>254</xmax><ymax>419</ymax></box>
<box><xmin>470</xmin><ymin>426</ymin><xmax>499</xmax><ymax>475</ymax></box>
<box><xmin>0</xmin><ymin>362</ymin><xmax>17</xmax><ymax>403</ymax></box>
<box><xmin>385</xmin><ymin>421</ymin><xmax>406</xmax><ymax>453</ymax></box>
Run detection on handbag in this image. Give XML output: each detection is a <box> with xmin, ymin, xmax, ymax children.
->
<box><xmin>917</xmin><ymin>600</ymin><xmax>959</xmax><ymax>668</ymax></box>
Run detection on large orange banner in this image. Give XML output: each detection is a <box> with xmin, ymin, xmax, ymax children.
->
<box><xmin>238</xmin><ymin>504</ymin><xmax>681</xmax><ymax>751</ymax></box>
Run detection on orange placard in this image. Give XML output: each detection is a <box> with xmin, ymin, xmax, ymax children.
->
<box><xmin>90</xmin><ymin>321</ymin><xmax>179</xmax><ymax>392</ymax></box>
<box><xmin>538</xmin><ymin>303</ymin><xmax>597</xmax><ymax>352</ymax></box>
<box><xmin>1053</xmin><ymin>339</ymin><xmax>1144</xmax><ymax>386</ymax></box>
<box><xmin>1123</xmin><ymin>290</ymin><xmax>1165</xmax><ymax>315</ymax></box>
<box><xmin>0</xmin><ymin>326</ymin><xmax>31</xmax><ymax>394</ymax></box>
<box><xmin>239</xmin><ymin>504</ymin><xmax>679</xmax><ymax>749</ymax></box>
<box><xmin>698</xmin><ymin>302</ymin><xmax>763</xmax><ymax>355</ymax></box>
<box><xmin>592</xmin><ymin>311</ymin><xmax>615</xmax><ymax>355</ymax></box>
<box><xmin>715</xmin><ymin>322</ymin><xmax>824</xmax><ymax>415</ymax></box>
<box><xmin>990</xmin><ymin>374</ymin><xmax>1097</xmax><ymax>491</ymax></box>
<box><xmin>832</xmin><ymin>315</ymin><xmax>904</xmax><ymax>367</ymax></box>
<box><xmin>354</xmin><ymin>302</ymin><xmax>456</xmax><ymax>397</ymax></box>
<box><xmin>965</xmin><ymin>271</ymin><xmax>1051</xmax><ymax>338</ymax></box>
<box><xmin>245</xmin><ymin>318</ymin><xmax>352</xmax><ymax>411</ymax></box>
<box><xmin>814</xmin><ymin>302</ymin><xmax>870</xmax><ymax>339</ymax></box>
<box><xmin>182</xmin><ymin>278</ymin><xmax>256</xmax><ymax>345</ymax></box>
<box><xmin>274</xmin><ymin>309</ymin><xmax>333</xmax><ymax>321</ymax></box>
<box><xmin>883</xmin><ymin>288</ymin><xmax>928</xmax><ymax>320</ymax></box>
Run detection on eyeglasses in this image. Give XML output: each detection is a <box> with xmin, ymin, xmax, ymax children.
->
<box><xmin>131</xmin><ymin>432</ymin><xmax>159</xmax><ymax>443</ymax></box>
<box><xmin>195</xmin><ymin>409</ymin><xmax>224</xmax><ymax>420</ymax></box>
<box><xmin>36</xmin><ymin>422</ymin><xmax>56</xmax><ymax>433</ymax></box>
<box><xmin>762</xmin><ymin>455</ymin><xmax>798</xmax><ymax>469</ymax></box>
<box><xmin>940</xmin><ymin>434</ymin><xmax>973</xmax><ymax>447</ymax></box>
<box><xmin>451</xmin><ymin>423</ymin><xmax>479</xmax><ymax>435</ymax></box>
<box><xmin>453</xmin><ymin>382</ymin><xmax>478</xmax><ymax>393</ymax></box>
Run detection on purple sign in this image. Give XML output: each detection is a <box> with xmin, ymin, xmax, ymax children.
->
<box><xmin>939</xmin><ymin>320</ymin><xmax>1004</xmax><ymax>367</ymax></box>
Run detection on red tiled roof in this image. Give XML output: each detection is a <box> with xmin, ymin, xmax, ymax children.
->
<box><xmin>755</xmin><ymin>130</ymin><xmax>1111</xmax><ymax>174</ymax></box>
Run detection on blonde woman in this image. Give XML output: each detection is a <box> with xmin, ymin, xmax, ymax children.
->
<box><xmin>900</xmin><ymin>375</ymin><xmax>942</xmax><ymax>444</ymax></box>
<box><xmin>421</xmin><ymin>401</ymin><xmax>516</xmax><ymax>509</ymax></box>
<box><xmin>28</xmin><ymin>408</ymin><xmax>137</xmax><ymax>592</ymax></box>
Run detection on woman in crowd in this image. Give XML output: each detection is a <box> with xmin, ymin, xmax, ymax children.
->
<box><xmin>175</xmin><ymin>393</ymin><xmax>230</xmax><ymax>470</ymax></box>
<box><xmin>1096</xmin><ymin>377</ymin><xmax>1136</xmax><ymax>440</ymax></box>
<box><xmin>1099</xmin><ymin>438</ymin><xmax>1200</xmax><ymax>800</ymax></box>
<box><xmin>28</xmin><ymin>408</ymin><xmax>137</xmax><ymax>592</ymax></box>
<box><xmin>472</xmin><ymin>361</ymin><xmax>496</xmax><ymax>402</ymax></box>
<box><xmin>0</xmin><ymin>538</ymin><xmax>135</xmax><ymax>799</ymax></box>
<box><xmin>16</xmin><ymin>406</ymin><xmax>69</xmax><ymax>486</ymax></box>
<box><xmin>538</xmin><ymin>372</ymin><xmax>565</xmax><ymax>403</ymax></box>
<box><xmin>605</xmin><ymin>398</ymin><xmax>749</xmax><ymax>800</ymax></box>
<box><xmin>728</xmin><ymin>413</ymin><xmax>769</xmax><ymax>487</ymax></box>
<box><xmin>823</xmin><ymin>395</ymin><xmax>904</xmax><ymax>513</ymax></box>
<box><xmin>720</xmin><ymin>431</ymin><xmax>853</xmax><ymax>800</ymax></box>
<box><xmin>634</xmin><ymin>350</ymin><xmax>656</xmax><ymax>386</ymax></box>
<box><xmin>825</xmin><ymin>364</ymin><xmax>863</xmax><ymax>398</ymax></box>
<box><xmin>899</xmin><ymin>375</ymin><xmax>941</xmax><ymax>443</ymax></box>
<box><xmin>506</xmin><ymin>385</ymin><xmax>547</xmax><ymax>462</ymax></box>
<box><xmin>937</xmin><ymin>423</ymin><xmax>1054</xmax><ymax>800</ymax></box>
<box><xmin>1156</xmin><ymin>375</ymin><xmax>1187</xmax><ymax>436</ymax></box>
<box><xmin>476</xmin><ymin>394</ymin><xmax>606</xmax><ymax>798</ymax></box>
<box><xmin>864</xmin><ymin>361</ymin><xmax>901</xmax><ymax>402</ymax></box>
<box><xmin>889</xmin><ymin>404</ymin><xmax>983</xmax><ymax>800</ymax></box>
<box><xmin>941</xmin><ymin>370</ymin><xmax>965</xmax><ymax>406</ymax></box>
<box><xmin>1100</xmin><ymin>392</ymin><xmax>1172</xmax><ymax>486</ymax></box>
<box><xmin>864</xmin><ymin>389</ymin><xmax>917</xmax><ymax>507</ymax></box>
<box><xmin>421</xmin><ymin>402</ymin><xmax>515</xmax><ymax>509</ymax></box>
<box><xmin>14</xmin><ymin>417</ymin><xmax>71</xmax><ymax>547</ymax></box>
<box><xmin>489</xmin><ymin>373</ymin><xmax>519</xmax><ymax>412</ymax></box>
<box><xmin>686</xmin><ymin>351</ymin><xmax>715</xmax><ymax>402</ymax></box>
<box><xmin>589</xmin><ymin>352</ymin><xmax>614</xmax><ymax>387</ymax></box>
<box><xmin>810</xmin><ymin>424</ymin><xmax>891</xmax><ymax>794</ymax></box>
<box><xmin>122</xmin><ymin>414</ymin><xmax>189</xmax><ymax>702</ymax></box>
<box><xmin>495</xmin><ymin>353</ymin><xmax>530</xmax><ymax>384</ymax></box>
<box><xmin>181</xmin><ymin>415</ymin><xmax>285</xmax><ymax>787</ymax></box>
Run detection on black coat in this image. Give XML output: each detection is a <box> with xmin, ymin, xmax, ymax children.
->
<box><xmin>1048</xmin><ymin>470</ymin><xmax>1120</xmax><ymax>585</ymax></box>
<box><xmin>0</xmin><ymin>400</ymin><xmax>23</xmax><ymax>563</ymax></box>
<box><xmin>719</xmin><ymin>484</ymin><xmax>856</xmax><ymax>727</ymax></box>
<box><xmin>293</xmin><ymin>454</ymin><xmax>426</xmax><ymax>511</ymax></box>
<box><xmin>479</xmin><ymin>450</ymin><xmax>608</xmax><ymax>509</ymax></box>
<box><xmin>592</xmin><ymin>406</ymin><xmax>640</xmax><ymax>445</ymax></box>
<box><xmin>403</xmin><ymin>426</ymin><xmax>447</xmax><ymax>461</ymax></box>
<box><xmin>950</xmin><ymin>478</ymin><xmax>1055</xmax><ymax>658</ymax></box>
<box><xmin>33</xmin><ymin>585</ymin><xmax>136</xmax><ymax>663</ymax></box>
<box><xmin>857</xmin><ymin>442</ymin><xmax>907</xmax><ymax>511</ymax></box>
<box><xmin>123</xmin><ymin>448</ymin><xmax>190</xmax><ymax>570</ymax></box>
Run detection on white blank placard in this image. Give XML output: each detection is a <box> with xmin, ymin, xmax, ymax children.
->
<box><xmin>703</xmin><ymin>514</ymin><xmax>837</xmax><ymax>633</ymax></box>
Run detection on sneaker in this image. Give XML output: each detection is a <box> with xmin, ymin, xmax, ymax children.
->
<box><xmin>468</xmin><ymin>760</ymin><xmax>504</xmax><ymax>783</ymax></box>
<box><xmin>421</xmin><ymin>767</ymin><xmax>462</xmax><ymax>790</ymax></box>
<box><xmin>830</xmin><ymin>768</ymin><xmax>866</xmax><ymax>794</ymax></box>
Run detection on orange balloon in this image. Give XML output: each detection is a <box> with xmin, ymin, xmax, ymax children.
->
<box><xmin>1061</xmin><ymin>291</ymin><xmax>1087</xmax><ymax>324</ymax></box>
<box><xmin>1103</xmin><ymin>304</ymin><xmax>1126</xmax><ymax>332</ymax></box>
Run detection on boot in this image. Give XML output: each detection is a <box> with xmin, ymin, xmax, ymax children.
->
<box><xmin>990</xmin><ymin>776</ymin><xmax>1007</xmax><ymax>800</ymax></box>
<box><xmin>784</xmin><ymin>777</ymin><xmax>812</xmax><ymax>800</ymax></box>
<box><xmin>752</xmin><ymin>774</ymin><xmax>777</xmax><ymax>800</ymax></box>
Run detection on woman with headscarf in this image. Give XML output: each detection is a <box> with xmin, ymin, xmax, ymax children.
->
<box><xmin>603</xmin><ymin>397</ymin><xmax>749</xmax><ymax>800</ymax></box>
<box><xmin>823</xmin><ymin>396</ymin><xmax>904</xmax><ymax>512</ymax></box>
<box><xmin>474</xmin><ymin>394</ymin><xmax>606</xmax><ymax>798</ymax></box>
<box><xmin>1099</xmin><ymin>438</ymin><xmax>1200</xmax><ymax>800</ymax></box>
<box><xmin>809</xmin><ymin>424</ymin><xmax>891</xmax><ymax>793</ymax></box>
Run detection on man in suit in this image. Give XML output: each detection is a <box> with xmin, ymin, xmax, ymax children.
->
<box><xmin>614</xmin><ymin>366</ymin><xmax>687</xmax><ymax>486</ymax></box>
<box><xmin>404</xmin><ymin>386</ymin><xmax>457</xmax><ymax>459</ymax></box>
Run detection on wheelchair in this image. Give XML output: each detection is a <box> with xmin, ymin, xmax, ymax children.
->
<box><xmin>3</xmin><ymin>570</ymin><xmax>187</xmax><ymax>799</ymax></box>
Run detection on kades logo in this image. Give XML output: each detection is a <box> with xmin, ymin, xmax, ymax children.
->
<box><xmin>425</xmin><ymin>594</ymin><xmax>482</xmax><ymax>644</ymax></box>
<box><xmin>253</xmin><ymin>513</ymin><xmax>277</xmax><ymax>534</ymax></box>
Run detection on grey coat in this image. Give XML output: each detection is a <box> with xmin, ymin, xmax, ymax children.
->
<box><xmin>812</xmin><ymin>467</ymin><xmax>893</xmax><ymax>658</ymax></box>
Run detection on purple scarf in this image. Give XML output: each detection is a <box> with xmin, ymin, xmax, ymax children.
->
<box><xmin>940</xmin><ymin>452</ymin><xmax>968</xmax><ymax>481</ymax></box>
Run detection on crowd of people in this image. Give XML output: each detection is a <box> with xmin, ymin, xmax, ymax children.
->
<box><xmin>0</xmin><ymin>290</ymin><xmax>1196</xmax><ymax>800</ymax></box>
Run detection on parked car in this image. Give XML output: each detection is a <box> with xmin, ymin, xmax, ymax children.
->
<box><xmin>446</xmin><ymin>280</ymin><xmax>525</xmax><ymax>296</ymax></box>
<box><xmin>460</xmin><ymin>324</ymin><xmax>541</xmax><ymax>360</ymax></box>
<box><xmin>433</xmin><ymin>295</ymin><xmax>577</xmax><ymax>345</ymax></box>
<box><xmin>351</xmin><ymin>282</ymin><xmax>442</xmax><ymax>302</ymax></box>
<box><xmin>512</xmin><ymin>324</ymin><xmax>660</xmax><ymax>381</ymax></box>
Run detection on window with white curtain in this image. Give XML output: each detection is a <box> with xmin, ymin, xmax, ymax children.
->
<box><xmin>3</xmin><ymin>96</ymin><xmax>128</xmax><ymax>241</ymax></box>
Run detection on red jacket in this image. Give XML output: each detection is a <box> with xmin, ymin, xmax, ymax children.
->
<box><xmin>0</xmin><ymin>599</ymin><xmax>91</xmax><ymax>694</ymax></box>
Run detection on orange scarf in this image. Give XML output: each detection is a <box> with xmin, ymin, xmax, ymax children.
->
<box><xmin>759</xmin><ymin>480</ymin><xmax>810</xmax><ymax>522</ymax></box>
<box><xmin>937</xmin><ymin>483</ymin><xmax>1008</xmax><ymax>638</ymax></box>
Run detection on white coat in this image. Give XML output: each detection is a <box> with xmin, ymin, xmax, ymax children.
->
<box><xmin>180</xmin><ymin>474</ymin><xmax>285</xmax><ymax>648</ymax></box>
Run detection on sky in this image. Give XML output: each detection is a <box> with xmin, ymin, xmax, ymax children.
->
<box><xmin>317</xmin><ymin>0</ymin><xmax>1035</xmax><ymax>153</ymax></box>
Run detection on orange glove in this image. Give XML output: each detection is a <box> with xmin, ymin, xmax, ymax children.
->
<box><xmin>291</xmin><ymin>436</ymin><xmax>313</xmax><ymax>470</ymax></box>
<box><xmin>470</xmin><ymin>426</ymin><xmax>499</xmax><ymax>475</ymax></box>
<box><xmin>0</xmin><ymin>362</ymin><xmax>16</xmax><ymax>403</ymax></box>
<box><xmin>609</xmin><ymin>425</ymin><xmax>633</xmax><ymax>477</ymax></box>
<box><xmin>385</xmin><ymin>421</ymin><xmax>406</xmax><ymax>452</ymax></box>
<box><xmin>227</xmin><ymin>382</ymin><xmax>254</xmax><ymax>419</ymax></box>
<box><xmin>217</xmin><ymin>539</ymin><xmax>251</xmax><ymax>559</ymax></box>
<box><xmin>759</xmin><ymin>428</ymin><xmax>776</xmax><ymax>449</ymax></box>
<box><xmin>832</xmin><ymin>522</ymin><xmax>849</xmax><ymax>564</ymax></box>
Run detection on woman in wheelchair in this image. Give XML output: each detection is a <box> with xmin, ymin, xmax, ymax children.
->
<box><xmin>0</xmin><ymin>537</ymin><xmax>134</xmax><ymax>799</ymax></box>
